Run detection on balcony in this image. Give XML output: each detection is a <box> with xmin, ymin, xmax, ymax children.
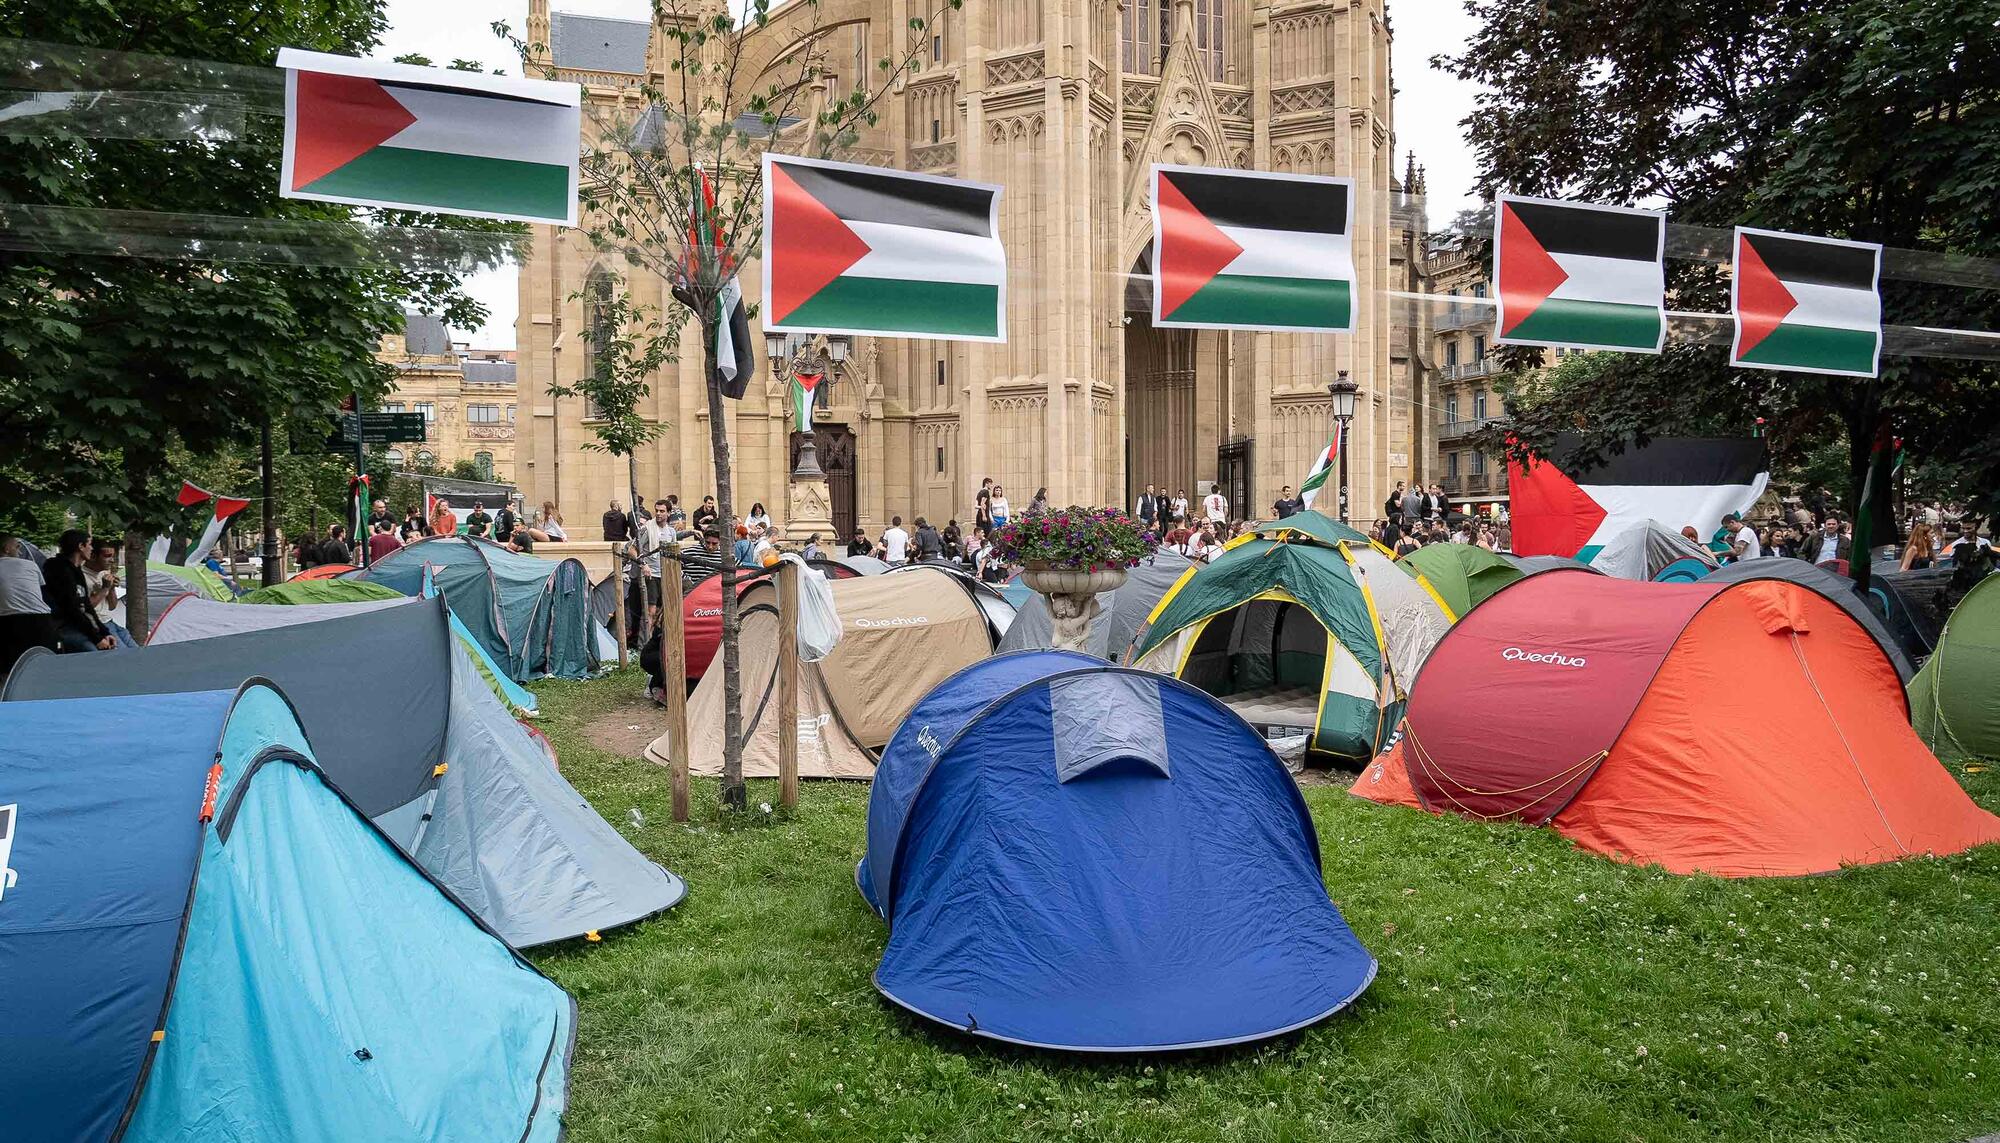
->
<box><xmin>1443</xmin><ymin>359</ymin><xmax>1498</xmax><ymax>381</ymax></box>
<box><xmin>1438</xmin><ymin>415</ymin><xmax>1503</xmax><ymax>441</ymax></box>
<box><xmin>1433</xmin><ymin>305</ymin><xmax>1494</xmax><ymax>333</ymax></box>
<box><xmin>1441</xmin><ymin>473</ymin><xmax>1496</xmax><ymax>497</ymax></box>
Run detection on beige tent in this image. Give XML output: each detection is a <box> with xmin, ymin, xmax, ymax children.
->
<box><xmin>647</xmin><ymin>566</ymin><xmax>998</xmax><ymax>780</ymax></box>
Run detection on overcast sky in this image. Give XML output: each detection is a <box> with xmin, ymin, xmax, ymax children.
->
<box><xmin>376</xmin><ymin>0</ymin><xmax>1482</xmax><ymax>348</ymax></box>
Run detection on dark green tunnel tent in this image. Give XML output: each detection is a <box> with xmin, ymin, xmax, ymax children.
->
<box><xmin>1910</xmin><ymin>574</ymin><xmax>2000</xmax><ymax>764</ymax></box>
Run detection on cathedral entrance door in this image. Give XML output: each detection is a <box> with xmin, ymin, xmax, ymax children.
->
<box><xmin>1124</xmin><ymin>312</ymin><xmax>1198</xmax><ymax>507</ymax></box>
<box><xmin>791</xmin><ymin>424</ymin><xmax>857</xmax><ymax>540</ymax></box>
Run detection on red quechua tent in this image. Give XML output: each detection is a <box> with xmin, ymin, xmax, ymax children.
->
<box><xmin>1354</xmin><ymin>570</ymin><xmax>2000</xmax><ymax>876</ymax></box>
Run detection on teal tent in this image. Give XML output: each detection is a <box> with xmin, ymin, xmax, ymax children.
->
<box><xmin>0</xmin><ymin>683</ymin><xmax>573</xmax><ymax>1141</ymax></box>
<box><xmin>357</xmin><ymin>535</ymin><xmax>598</xmax><ymax>680</ymax></box>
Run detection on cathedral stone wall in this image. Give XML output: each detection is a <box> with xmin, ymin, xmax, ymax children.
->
<box><xmin>517</xmin><ymin>0</ymin><xmax>1419</xmax><ymax>533</ymax></box>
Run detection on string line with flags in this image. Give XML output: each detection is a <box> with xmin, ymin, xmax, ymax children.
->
<box><xmin>675</xmin><ymin>164</ymin><xmax>754</xmax><ymax>399</ymax></box>
<box><xmin>175</xmin><ymin>481</ymin><xmax>253</xmax><ymax>567</ymax></box>
<box><xmin>1298</xmin><ymin>421</ymin><xmax>1342</xmax><ymax>511</ymax></box>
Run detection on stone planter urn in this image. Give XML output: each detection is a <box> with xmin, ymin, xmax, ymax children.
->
<box><xmin>1021</xmin><ymin>564</ymin><xmax>1128</xmax><ymax>652</ymax></box>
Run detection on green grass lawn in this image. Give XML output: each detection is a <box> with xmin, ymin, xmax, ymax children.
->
<box><xmin>528</xmin><ymin>668</ymin><xmax>2000</xmax><ymax>1143</ymax></box>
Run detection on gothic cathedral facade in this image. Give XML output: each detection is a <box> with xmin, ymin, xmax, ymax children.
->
<box><xmin>516</xmin><ymin>0</ymin><xmax>1424</xmax><ymax>536</ymax></box>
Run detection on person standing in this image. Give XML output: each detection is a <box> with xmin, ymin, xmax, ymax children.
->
<box><xmin>316</xmin><ymin>524</ymin><xmax>354</xmax><ymax>566</ymax></box>
<box><xmin>602</xmin><ymin>499</ymin><xmax>631</xmax><ymax>542</ymax></box>
<box><xmin>1900</xmin><ymin>520</ymin><xmax>1937</xmax><ymax>571</ymax></box>
<box><xmin>1137</xmin><ymin>484</ymin><xmax>1161</xmax><ymax>527</ymax></box>
<box><xmin>1029</xmin><ymin>487</ymin><xmax>1050</xmax><ymax>515</ymax></box>
<box><xmin>914</xmin><ymin>517</ymin><xmax>943</xmax><ymax>561</ymax></box>
<box><xmin>0</xmin><ymin>534</ymin><xmax>57</xmax><ymax>678</ymax></box>
<box><xmin>636</xmin><ymin>500</ymin><xmax>673</xmax><ymax>614</ymax></box>
<box><xmin>367</xmin><ymin>520</ymin><xmax>403</xmax><ymax>564</ymax></box>
<box><xmin>1722</xmin><ymin>514</ymin><xmax>1762</xmax><ymax>561</ymax></box>
<box><xmin>1170</xmin><ymin>488</ymin><xmax>1189</xmax><ymax>524</ymax></box>
<box><xmin>1384</xmin><ymin>481</ymin><xmax>1405</xmax><ymax>523</ymax></box>
<box><xmin>1400</xmin><ymin>483</ymin><xmax>1424</xmax><ymax>528</ymax></box>
<box><xmin>43</xmin><ymin>530</ymin><xmax>112</xmax><ymax>652</ymax></box>
<box><xmin>974</xmin><ymin>478</ymin><xmax>994</xmax><ymax>532</ymax></box>
<box><xmin>1272</xmin><ymin>485</ymin><xmax>1300</xmax><ymax>519</ymax></box>
<box><xmin>1202</xmin><ymin>487</ymin><xmax>1228</xmax><ymax>526</ymax></box>
<box><xmin>989</xmin><ymin>487</ymin><xmax>1012</xmax><ymax>529</ymax></box>
<box><xmin>1431</xmin><ymin>484</ymin><xmax>1452</xmax><ymax>524</ymax></box>
<box><xmin>494</xmin><ymin>497</ymin><xmax>519</xmax><ymax>543</ymax></box>
<box><xmin>881</xmin><ymin>516</ymin><xmax>911</xmax><ymax>564</ymax></box>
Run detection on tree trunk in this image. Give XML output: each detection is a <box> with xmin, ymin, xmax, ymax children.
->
<box><xmin>123</xmin><ymin>528</ymin><xmax>148</xmax><ymax>641</ymax></box>
<box><xmin>702</xmin><ymin>319</ymin><xmax>747</xmax><ymax>811</ymax></box>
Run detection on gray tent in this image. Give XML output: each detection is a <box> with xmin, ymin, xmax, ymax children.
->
<box><xmin>1591</xmin><ymin>519</ymin><xmax>1719</xmax><ymax>581</ymax></box>
<box><xmin>1703</xmin><ymin>558</ymin><xmax>1916</xmax><ymax>682</ymax></box>
<box><xmin>3</xmin><ymin>596</ymin><xmax>684</xmax><ymax>947</ymax></box>
<box><xmin>150</xmin><ymin>593</ymin><xmax>415</xmax><ymax>643</ymax></box>
<box><xmin>836</xmin><ymin>553</ymin><xmax>891</xmax><ymax>575</ymax></box>
<box><xmin>1501</xmin><ymin>553</ymin><xmax>1603</xmax><ymax>576</ymax></box>
<box><xmin>998</xmin><ymin>550</ymin><xmax>1194</xmax><ymax>661</ymax></box>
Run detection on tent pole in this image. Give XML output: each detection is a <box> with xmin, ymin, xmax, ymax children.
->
<box><xmin>778</xmin><ymin>558</ymin><xmax>800</xmax><ymax>809</ymax></box>
<box><xmin>663</xmin><ymin>548</ymin><xmax>690</xmax><ymax>822</ymax></box>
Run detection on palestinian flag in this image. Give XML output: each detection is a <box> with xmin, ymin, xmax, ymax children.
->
<box><xmin>1495</xmin><ymin>194</ymin><xmax>1665</xmax><ymax>352</ymax></box>
<box><xmin>791</xmin><ymin>371</ymin><xmax>823</xmax><ymax>434</ymax></box>
<box><xmin>1731</xmin><ymin>227</ymin><xmax>1882</xmax><ymax>378</ymax></box>
<box><xmin>1150</xmin><ymin>165</ymin><xmax>1355</xmax><ymax>332</ymax></box>
<box><xmin>1507</xmin><ymin>434</ymin><xmax>1768</xmax><ymax>562</ymax></box>
<box><xmin>1298</xmin><ymin>421</ymin><xmax>1341</xmax><ymax>510</ymax></box>
<box><xmin>278</xmin><ymin>48</ymin><xmax>581</xmax><ymax>226</ymax></box>
<box><xmin>763</xmin><ymin>153</ymin><xmax>1005</xmax><ymax>342</ymax></box>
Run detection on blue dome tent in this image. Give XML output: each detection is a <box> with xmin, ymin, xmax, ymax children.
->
<box><xmin>357</xmin><ymin>535</ymin><xmax>598</xmax><ymax>681</ymax></box>
<box><xmin>1652</xmin><ymin>556</ymin><xmax>1714</xmax><ymax>583</ymax></box>
<box><xmin>859</xmin><ymin>651</ymin><xmax>1376</xmax><ymax>1052</ymax></box>
<box><xmin>0</xmin><ymin>684</ymin><xmax>573</xmax><ymax>1142</ymax></box>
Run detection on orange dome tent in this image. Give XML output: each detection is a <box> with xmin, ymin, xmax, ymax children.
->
<box><xmin>1354</xmin><ymin>570</ymin><xmax>2000</xmax><ymax>877</ymax></box>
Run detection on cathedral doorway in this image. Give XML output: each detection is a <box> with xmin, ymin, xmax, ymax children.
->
<box><xmin>791</xmin><ymin>424</ymin><xmax>856</xmax><ymax>540</ymax></box>
<box><xmin>1124</xmin><ymin>313</ymin><xmax>1198</xmax><ymax>506</ymax></box>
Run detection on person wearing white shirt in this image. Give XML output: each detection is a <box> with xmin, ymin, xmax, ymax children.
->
<box><xmin>1171</xmin><ymin>490</ymin><xmax>1189</xmax><ymax>522</ymax></box>
<box><xmin>880</xmin><ymin>516</ymin><xmax>911</xmax><ymax>563</ymax></box>
<box><xmin>1203</xmin><ymin>489</ymin><xmax>1227</xmax><ymax>524</ymax></box>
<box><xmin>1724</xmin><ymin>515</ymin><xmax>1762</xmax><ymax>561</ymax></box>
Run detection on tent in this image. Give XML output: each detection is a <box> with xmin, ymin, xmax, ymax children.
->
<box><xmin>1129</xmin><ymin>514</ymin><xmax>1451</xmax><ymax>762</ymax></box>
<box><xmin>357</xmin><ymin>535</ymin><xmax>598</xmax><ymax>680</ymax></box>
<box><xmin>240</xmin><ymin>578</ymin><xmax>403</xmax><ymax>604</ymax></box>
<box><xmin>1867</xmin><ymin>567</ymin><xmax>1956</xmax><ymax>666</ymax></box>
<box><xmin>647</xmin><ymin>566</ymin><xmax>999</xmax><ymax>779</ymax></box>
<box><xmin>148</xmin><ymin>559</ymin><xmax>233</xmax><ymax>600</ymax></box>
<box><xmin>883</xmin><ymin>561</ymin><xmax>1018</xmax><ymax>641</ymax></box>
<box><xmin>1000</xmin><ymin>572</ymin><xmax>1034</xmax><ymax>608</ymax></box>
<box><xmin>1653</xmin><ymin>557</ymin><xmax>1714</xmax><ymax>583</ymax></box>
<box><xmin>1590</xmin><ymin>518</ymin><xmax>1719</xmax><ymax>581</ymax></box>
<box><xmin>0</xmin><ymin>683</ymin><xmax>573</xmax><ymax>1142</ymax></box>
<box><xmin>290</xmin><ymin>562</ymin><xmax>358</xmax><ymax>580</ymax></box>
<box><xmin>835</xmin><ymin>553</ymin><xmax>890</xmax><ymax>575</ymax></box>
<box><xmin>1396</xmin><ymin>543</ymin><xmax>1521</xmax><ymax>619</ymax></box>
<box><xmin>151</xmin><ymin>592</ymin><xmax>414</xmax><ymax>644</ymax></box>
<box><xmin>1500</xmin><ymin>553</ymin><xmax>1601</xmax><ymax>576</ymax></box>
<box><xmin>1910</xmin><ymin>573</ymin><xmax>2000</xmax><ymax>764</ymax></box>
<box><xmin>1705</xmin><ymin>558</ymin><xmax>1916</xmax><ymax>682</ymax></box>
<box><xmin>1354</xmin><ymin>571</ymin><xmax>2000</xmax><ymax>876</ymax></box>
<box><xmin>5</xmin><ymin>597</ymin><xmax>682</xmax><ymax>946</ymax></box>
<box><xmin>857</xmin><ymin>652</ymin><xmax>1376</xmax><ymax>1051</ymax></box>
<box><xmin>995</xmin><ymin>549</ymin><xmax>1195</xmax><ymax>660</ymax></box>
<box><xmin>675</xmin><ymin>560</ymin><xmax>863</xmax><ymax>681</ymax></box>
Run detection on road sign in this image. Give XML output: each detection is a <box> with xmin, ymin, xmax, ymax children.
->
<box><xmin>327</xmin><ymin>412</ymin><xmax>428</xmax><ymax>446</ymax></box>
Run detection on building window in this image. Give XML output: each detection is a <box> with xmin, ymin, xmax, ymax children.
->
<box><xmin>1444</xmin><ymin>342</ymin><xmax>1459</xmax><ymax>370</ymax></box>
<box><xmin>473</xmin><ymin>452</ymin><xmax>494</xmax><ymax>481</ymax></box>
<box><xmin>1470</xmin><ymin>451</ymin><xmax>1487</xmax><ymax>476</ymax></box>
<box><xmin>1445</xmin><ymin>395</ymin><xmax>1459</xmax><ymax>422</ymax></box>
<box><xmin>416</xmin><ymin>450</ymin><xmax>435</xmax><ymax>466</ymax></box>
<box><xmin>1447</xmin><ymin>452</ymin><xmax>1460</xmax><ymax>479</ymax></box>
<box><xmin>932</xmin><ymin>33</ymin><xmax>942</xmax><ymax>63</ymax></box>
<box><xmin>383</xmin><ymin>402</ymin><xmax>406</xmax><ymax>413</ymax></box>
<box><xmin>1472</xmin><ymin>335</ymin><xmax>1487</xmax><ymax>362</ymax></box>
<box><xmin>936</xmin><ymin>446</ymin><xmax>946</xmax><ymax>474</ymax></box>
<box><xmin>936</xmin><ymin>359</ymin><xmax>946</xmax><ymax>389</ymax></box>
<box><xmin>1122</xmin><ymin>0</ymin><xmax>1171</xmax><ymax>75</ymax></box>
<box><xmin>414</xmin><ymin>402</ymin><xmax>435</xmax><ymax>421</ymax></box>
<box><xmin>467</xmin><ymin>404</ymin><xmax>502</xmax><ymax>423</ymax></box>
<box><xmin>1196</xmin><ymin>0</ymin><xmax>1226</xmax><ymax>81</ymax></box>
<box><xmin>1472</xmin><ymin>282</ymin><xmax>1487</xmax><ymax>299</ymax></box>
<box><xmin>507</xmin><ymin>404</ymin><xmax>516</xmax><ymax>422</ymax></box>
<box><xmin>1474</xmin><ymin>391</ymin><xmax>1488</xmax><ymax>419</ymax></box>
<box><xmin>931</xmin><ymin>118</ymin><xmax>941</xmax><ymax>143</ymax></box>
<box><xmin>385</xmin><ymin>448</ymin><xmax>404</xmax><ymax>465</ymax></box>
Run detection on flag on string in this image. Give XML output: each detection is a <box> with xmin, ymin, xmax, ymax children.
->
<box><xmin>688</xmin><ymin>166</ymin><xmax>755</xmax><ymax>398</ymax></box>
<box><xmin>278</xmin><ymin>48</ymin><xmax>580</xmax><ymax>226</ymax></box>
<box><xmin>790</xmin><ymin>371</ymin><xmax>823</xmax><ymax>435</ymax></box>
<box><xmin>1151</xmin><ymin>165</ymin><xmax>1356</xmax><ymax>332</ymax></box>
<box><xmin>1495</xmin><ymin>194</ymin><xmax>1665</xmax><ymax>352</ymax></box>
<box><xmin>1298</xmin><ymin>421</ymin><xmax>1342</xmax><ymax>510</ymax></box>
<box><xmin>181</xmin><ymin>488</ymin><xmax>252</xmax><ymax>567</ymax></box>
<box><xmin>763</xmin><ymin>153</ymin><xmax>1005</xmax><ymax>341</ymax></box>
<box><xmin>1731</xmin><ymin>227</ymin><xmax>1882</xmax><ymax>377</ymax></box>
<box><xmin>177</xmin><ymin>481</ymin><xmax>213</xmax><ymax>508</ymax></box>
<box><xmin>1506</xmin><ymin>434</ymin><xmax>1767</xmax><ymax>562</ymax></box>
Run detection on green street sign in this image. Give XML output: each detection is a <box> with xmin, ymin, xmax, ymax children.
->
<box><xmin>328</xmin><ymin>412</ymin><xmax>428</xmax><ymax>446</ymax></box>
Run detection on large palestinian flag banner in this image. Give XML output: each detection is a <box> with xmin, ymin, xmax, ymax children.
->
<box><xmin>1494</xmin><ymin>194</ymin><xmax>1666</xmax><ymax>353</ymax></box>
<box><xmin>763</xmin><ymin>154</ymin><xmax>1005</xmax><ymax>342</ymax></box>
<box><xmin>1150</xmin><ymin>165</ymin><xmax>1356</xmax><ymax>332</ymax></box>
<box><xmin>1507</xmin><ymin>435</ymin><xmax>1768</xmax><ymax>562</ymax></box>
<box><xmin>1731</xmin><ymin>227</ymin><xmax>1882</xmax><ymax>378</ymax></box>
<box><xmin>278</xmin><ymin>49</ymin><xmax>580</xmax><ymax>226</ymax></box>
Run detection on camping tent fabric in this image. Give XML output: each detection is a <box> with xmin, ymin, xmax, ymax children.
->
<box><xmin>1653</xmin><ymin>557</ymin><xmax>1714</xmax><ymax>583</ymax></box>
<box><xmin>1591</xmin><ymin>519</ymin><xmax>1718</xmax><ymax>581</ymax></box>
<box><xmin>4</xmin><ymin>597</ymin><xmax>682</xmax><ymax>946</ymax></box>
<box><xmin>647</xmin><ymin>567</ymin><xmax>997</xmax><ymax>780</ymax></box>
<box><xmin>358</xmin><ymin>536</ymin><xmax>598</xmax><ymax>680</ymax></box>
<box><xmin>151</xmin><ymin>593</ymin><xmax>415</xmax><ymax>644</ymax></box>
<box><xmin>1910</xmin><ymin>573</ymin><xmax>2000</xmax><ymax>764</ymax></box>
<box><xmin>1500</xmin><ymin>553</ymin><xmax>1602</xmax><ymax>576</ymax></box>
<box><xmin>1704</xmin><ymin>558</ymin><xmax>1916</xmax><ymax>682</ymax></box>
<box><xmin>1129</xmin><ymin>519</ymin><xmax>1449</xmax><ymax>761</ymax></box>
<box><xmin>1868</xmin><ymin>567</ymin><xmax>1956</xmax><ymax>665</ymax></box>
<box><xmin>995</xmin><ymin>550</ymin><xmax>1194</xmax><ymax>660</ymax></box>
<box><xmin>672</xmin><ymin>561</ymin><xmax>862</xmax><ymax>681</ymax></box>
<box><xmin>1354</xmin><ymin>571</ymin><xmax>2000</xmax><ymax>876</ymax></box>
<box><xmin>0</xmin><ymin>684</ymin><xmax>573</xmax><ymax>1143</ymax></box>
<box><xmin>239</xmin><ymin>578</ymin><xmax>404</xmax><ymax>604</ymax></box>
<box><xmin>858</xmin><ymin>653</ymin><xmax>1375</xmax><ymax>1051</ymax></box>
<box><xmin>883</xmin><ymin>562</ymin><xmax>1018</xmax><ymax>641</ymax></box>
<box><xmin>1395</xmin><ymin>543</ymin><xmax>1521</xmax><ymax>620</ymax></box>
<box><xmin>290</xmin><ymin>562</ymin><xmax>358</xmax><ymax>580</ymax></box>
<box><xmin>148</xmin><ymin>559</ymin><xmax>233</xmax><ymax>600</ymax></box>
<box><xmin>835</xmin><ymin>553</ymin><xmax>891</xmax><ymax>575</ymax></box>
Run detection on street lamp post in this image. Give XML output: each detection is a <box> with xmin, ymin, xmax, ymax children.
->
<box><xmin>1327</xmin><ymin>370</ymin><xmax>1359</xmax><ymax>524</ymax></box>
<box><xmin>766</xmin><ymin>331</ymin><xmax>849</xmax><ymax>543</ymax></box>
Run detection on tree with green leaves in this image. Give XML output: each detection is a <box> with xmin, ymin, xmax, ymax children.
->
<box><xmin>1449</xmin><ymin>0</ymin><xmax>2000</xmax><ymax>541</ymax></box>
<box><xmin>0</xmin><ymin>5</ymin><xmax>516</xmax><ymax>631</ymax></box>
<box><xmin>505</xmin><ymin>0</ymin><xmax>962</xmax><ymax>810</ymax></box>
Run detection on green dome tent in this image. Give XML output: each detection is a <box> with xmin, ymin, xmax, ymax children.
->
<box><xmin>147</xmin><ymin>559</ymin><xmax>233</xmax><ymax>601</ymax></box>
<box><xmin>1129</xmin><ymin>514</ymin><xmax>1452</xmax><ymax>762</ymax></box>
<box><xmin>1910</xmin><ymin>574</ymin><xmax>2000</xmax><ymax>764</ymax></box>
<box><xmin>1395</xmin><ymin>543</ymin><xmax>1520</xmax><ymax>620</ymax></box>
<box><xmin>239</xmin><ymin>579</ymin><xmax>404</xmax><ymax>605</ymax></box>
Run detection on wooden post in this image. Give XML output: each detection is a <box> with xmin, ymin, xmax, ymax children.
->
<box><xmin>777</xmin><ymin>558</ymin><xmax>800</xmax><ymax>808</ymax></box>
<box><xmin>663</xmin><ymin>549</ymin><xmax>690</xmax><ymax>822</ymax></box>
<box><xmin>610</xmin><ymin>548</ymin><xmax>629</xmax><ymax>669</ymax></box>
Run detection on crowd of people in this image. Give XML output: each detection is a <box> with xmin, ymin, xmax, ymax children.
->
<box><xmin>0</xmin><ymin>529</ymin><xmax>138</xmax><ymax>679</ymax></box>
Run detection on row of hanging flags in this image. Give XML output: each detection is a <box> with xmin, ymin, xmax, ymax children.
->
<box><xmin>273</xmin><ymin>49</ymin><xmax>1886</xmax><ymax>378</ymax></box>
